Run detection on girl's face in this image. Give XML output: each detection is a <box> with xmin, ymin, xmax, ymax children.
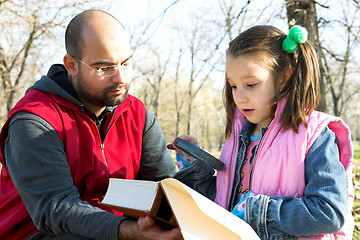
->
<box><xmin>226</xmin><ymin>54</ymin><xmax>281</xmax><ymax>132</ymax></box>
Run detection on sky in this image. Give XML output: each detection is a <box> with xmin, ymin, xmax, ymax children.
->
<box><xmin>106</xmin><ymin>0</ymin><xmax>289</xmax><ymax>37</ymax></box>
<box><xmin>108</xmin><ymin>0</ymin><xmax>176</xmax><ymax>25</ymax></box>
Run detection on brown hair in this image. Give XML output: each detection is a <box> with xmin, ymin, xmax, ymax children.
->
<box><xmin>223</xmin><ymin>25</ymin><xmax>320</xmax><ymax>138</ymax></box>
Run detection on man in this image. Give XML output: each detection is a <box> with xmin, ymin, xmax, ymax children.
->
<box><xmin>0</xmin><ymin>10</ymin><xmax>181</xmax><ymax>240</ymax></box>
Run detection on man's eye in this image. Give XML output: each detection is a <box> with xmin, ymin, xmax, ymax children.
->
<box><xmin>121</xmin><ymin>62</ymin><xmax>130</xmax><ymax>69</ymax></box>
<box><xmin>97</xmin><ymin>66</ymin><xmax>108</xmax><ymax>72</ymax></box>
<box><xmin>97</xmin><ymin>66</ymin><xmax>115</xmax><ymax>72</ymax></box>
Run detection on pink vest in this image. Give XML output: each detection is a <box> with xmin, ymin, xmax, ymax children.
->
<box><xmin>215</xmin><ymin>99</ymin><xmax>354</xmax><ymax>239</ymax></box>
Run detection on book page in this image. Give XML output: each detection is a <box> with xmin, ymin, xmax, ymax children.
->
<box><xmin>161</xmin><ymin>178</ymin><xmax>260</xmax><ymax>240</ymax></box>
<box><xmin>102</xmin><ymin>178</ymin><xmax>158</xmax><ymax>211</ymax></box>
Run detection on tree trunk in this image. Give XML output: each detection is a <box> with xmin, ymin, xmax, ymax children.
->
<box><xmin>285</xmin><ymin>0</ymin><xmax>327</xmax><ymax>112</ymax></box>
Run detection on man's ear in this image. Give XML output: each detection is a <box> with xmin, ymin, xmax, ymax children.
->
<box><xmin>63</xmin><ymin>54</ymin><xmax>78</xmax><ymax>78</ymax></box>
<box><xmin>280</xmin><ymin>67</ymin><xmax>293</xmax><ymax>90</ymax></box>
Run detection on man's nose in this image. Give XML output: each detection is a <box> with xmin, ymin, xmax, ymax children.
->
<box><xmin>111</xmin><ymin>67</ymin><xmax>126</xmax><ymax>84</ymax></box>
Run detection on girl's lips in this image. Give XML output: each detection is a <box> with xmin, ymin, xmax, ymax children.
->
<box><xmin>241</xmin><ymin>108</ymin><xmax>254</xmax><ymax>116</ymax></box>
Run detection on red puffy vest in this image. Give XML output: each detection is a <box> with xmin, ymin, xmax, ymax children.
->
<box><xmin>0</xmin><ymin>89</ymin><xmax>146</xmax><ymax>239</ymax></box>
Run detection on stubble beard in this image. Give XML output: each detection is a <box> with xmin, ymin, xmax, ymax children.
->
<box><xmin>76</xmin><ymin>71</ymin><xmax>130</xmax><ymax>108</ymax></box>
<box><xmin>102</xmin><ymin>85</ymin><xmax>129</xmax><ymax>106</ymax></box>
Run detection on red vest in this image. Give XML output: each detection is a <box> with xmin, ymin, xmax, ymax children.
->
<box><xmin>0</xmin><ymin>90</ymin><xmax>146</xmax><ymax>239</ymax></box>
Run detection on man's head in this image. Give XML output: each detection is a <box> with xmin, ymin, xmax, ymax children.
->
<box><xmin>65</xmin><ymin>10</ymin><xmax>127</xmax><ymax>59</ymax></box>
<box><xmin>63</xmin><ymin>10</ymin><xmax>133</xmax><ymax>116</ymax></box>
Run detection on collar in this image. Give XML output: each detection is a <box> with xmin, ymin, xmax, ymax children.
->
<box><xmin>83</xmin><ymin>106</ymin><xmax>115</xmax><ymax>123</ymax></box>
<box><xmin>239</xmin><ymin>121</ymin><xmax>269</xmax><ymax>143</ymax></box>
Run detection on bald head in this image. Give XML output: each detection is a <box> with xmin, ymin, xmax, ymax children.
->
<box><xmin>65</xmin><ymin>10</ymin><xmax>126</xmax><ymax>58</ymax></box>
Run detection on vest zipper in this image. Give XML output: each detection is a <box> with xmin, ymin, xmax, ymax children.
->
<box><xmin>100</xmin><ymin>111</ymin><xmax>116</xmax><ymax>170</ymax></box>
<box><xmin>103</xmin><ymin>111</ymin><xmax>115</xmax><ymax>140</ymax></box>
<box><xmin>248</xmin><ymin>138</ymin><xmax>261</xmax><ymax>191</ymax></box>
<box><xmin>249</xmin><ymin>119</ymin><xmax>276</xmax><ymax>191</ymax></box>
<box><xmin>101</xmin><ymin>143</ymin><xmax>108</xmax><ymax>172</ymax></box>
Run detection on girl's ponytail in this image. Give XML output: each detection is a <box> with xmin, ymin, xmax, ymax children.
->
<box><xmin>279</xmin><ymin>25</ymin><xmax>320</xmax><ymax>133</ymax></box>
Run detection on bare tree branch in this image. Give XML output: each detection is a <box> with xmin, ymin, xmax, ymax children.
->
<box><xmin>0</xmin><ymin>0</ymin><xmax>104</xmax><ymax>120</ymax></box>
<box><xmin>129</xmin><ymin>0</ymin><xmax>180</xmax><ymax>50</ymax></box>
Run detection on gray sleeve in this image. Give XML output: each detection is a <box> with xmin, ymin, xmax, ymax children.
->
<box><xmin>4</xmin><ymin>112</ymin><xmax>122</xmax><ymax>240</ymax></box>
<box><xmin>137</xmin><ymin>107</ymin><xmax>177</xmax><ymax>181</ymax></box>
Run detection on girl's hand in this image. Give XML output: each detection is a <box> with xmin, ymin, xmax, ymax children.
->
<box><xmin>175</xmin><ymin>151</ymin><xmax>196</xmax><ymax>170</ymax></box>
<box><xmin>176</xmin><ymin>135</ymin><xmax>198</xmax><ymax>147</ymax></box>
<box><xmin>168</xmin><ymin>135</ymin><xmax>199</xmax><ymax>154</ymax></box>
<box><xmin>231</xmin><ymin>191</ymin><xmax>256</xmax><ymax>221</ymax></box>
<box><xmin>168</xmin><ymin>135</ymin><xmax>199</xmax><ymax>170</ymax></box>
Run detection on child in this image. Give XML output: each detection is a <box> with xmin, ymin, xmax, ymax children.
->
<box><xmin>173</xmin><ymin>25</ymin><xmax>354</xmax><ymax>239</ymax></box>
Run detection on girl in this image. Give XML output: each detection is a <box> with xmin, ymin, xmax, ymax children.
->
<box><xmin>173</xmin><ymin>25</ymin><xmax>354</xmax><ymax>239</ymax></box>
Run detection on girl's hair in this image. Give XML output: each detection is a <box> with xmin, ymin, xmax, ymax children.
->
<box><xmin>223</xmin><ymin>25</ymin><xmax>320</xmax><ymax>138</ymax></box>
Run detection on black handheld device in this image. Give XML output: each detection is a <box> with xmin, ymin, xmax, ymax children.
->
<box><xmin>172</xmin><ymin>138</ymin><xmax>224</xmax><ymax>171</ymax></box>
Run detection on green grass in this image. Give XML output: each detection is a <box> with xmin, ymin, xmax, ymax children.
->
<box><xmin>352</xmin><ymin>141</ymin><xmax>360</xmax><ymax>239</ymax></box>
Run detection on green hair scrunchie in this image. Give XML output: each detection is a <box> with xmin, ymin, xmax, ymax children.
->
<box><xmin>282</xmin><ymin>25</ymin><xmax>308</xmax><ymax>53</ymax></box>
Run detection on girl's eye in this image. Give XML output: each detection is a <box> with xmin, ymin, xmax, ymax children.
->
<box><xmin>230</xmin><ymin>85</ymin><xmax>237</xmax><ymax>89</ymax></box>
<box><xmin>247</xmin><ymin>83</ymin><xmax>257</xmax><ymax>88</ymax></box>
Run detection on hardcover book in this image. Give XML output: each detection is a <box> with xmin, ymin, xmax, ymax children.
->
<box><xmin>100</xmin><ymin>178</ymin><xmax>259</xmax><ymax>240</ymax></box>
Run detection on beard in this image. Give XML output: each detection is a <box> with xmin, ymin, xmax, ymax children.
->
<box><xmin>102</xmin><ymin>84</ymin><xmax>129</xmax><ymax>106</ymax></box>
<box><xmin>76</xmin><ymin>70</ymin><xmax>130</xmax><ymax>108</ymax></box>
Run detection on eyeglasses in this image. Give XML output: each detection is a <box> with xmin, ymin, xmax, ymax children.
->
<box><xmin>72</xmin><ymin>56</ymin><xmax>132</xmax><ymax>77</ymax></box>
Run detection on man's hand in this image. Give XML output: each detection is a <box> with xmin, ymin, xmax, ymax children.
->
<box><xmin>138</xmin><ymin>216</ymin><xmax>182</xmax><ymax>240</ymax></box>
<box><xmin>118</xmin><ymin>216</ymin><xmax>183</xmax><ymax>240</ymax></box>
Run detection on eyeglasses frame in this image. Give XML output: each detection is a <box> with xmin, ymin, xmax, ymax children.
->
<box><xmin>72</xmin><ymin>56</ymin><xmax>132</xmax><ymax>77</ymax></box>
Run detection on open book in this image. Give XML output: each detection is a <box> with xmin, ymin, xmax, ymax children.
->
<box><xmin>100</xmin><ymin>178</ymin><xmax>260</xmax><ymax>240</ymax></box>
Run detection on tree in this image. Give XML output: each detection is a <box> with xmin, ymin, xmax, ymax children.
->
<box><xmin>320</xmin><ymin>0</ymin><xmax>360</xmax><ymax>117</ymax></box>
<box><xmin>0</xmin><ymin>0</ymin><xmax>103</xmax><ymax>124</ymax></box>
<box><xmin>285</xmin><ymin>0</ymin><xmax>360</xmax><ymax>119</ymax></box>
<box><xmin>169</xmin><ymin>11</ymin><xmax>221</xmax><ymax>135</ymax></box>
<box><xmin>173</xmin><ymin>48</ymin><xmax>185</xmax><ymax>138</ymax></box>
<box><xmin>285</xmin><ymin>0</ymin><xmax>327</xmax><ymax>112</ymax></box>
<box><xmin>136</xmin><ymin>46</ymin><xmax>171</xmax><ymax>117</ymax></box>
<box><xmin>184</xmin><ymin>21</ymin><xmax>218</xmax><ymax>135</ymax></box>
<box><xmin>122</xmin><ymin>0</ymin><xmax>360</xmax><ymax>143</ymax></box>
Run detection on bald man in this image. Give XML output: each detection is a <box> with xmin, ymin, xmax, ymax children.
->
<box><xmin>0</xmin><ymin>10</ymin><xmax>180</xmax><ymax>240</ymax></box>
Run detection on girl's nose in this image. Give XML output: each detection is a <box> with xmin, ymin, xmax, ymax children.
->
<box><xmin>234</xmin><ymin>88</ymin><xmax>248</xmax><ymax>103</ymax></box>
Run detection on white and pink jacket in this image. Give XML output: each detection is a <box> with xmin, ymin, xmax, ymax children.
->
<box><xmin>215</xmin><ymin>99</ymin><xmax>354</xmax><ymax>239</ymax></box>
